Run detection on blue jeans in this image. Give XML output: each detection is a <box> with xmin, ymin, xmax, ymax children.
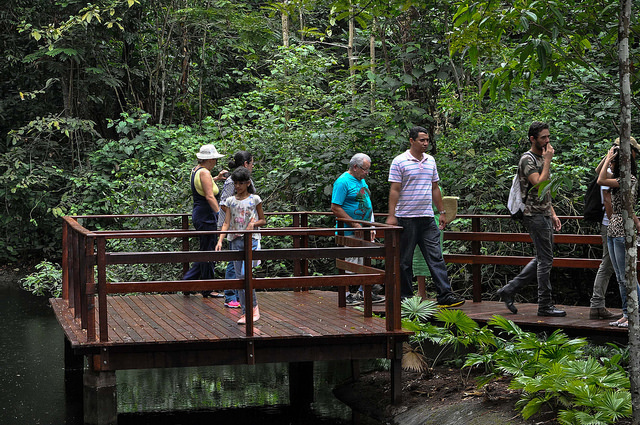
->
<box><xmin>224</xmin><ymin>262</ymin><xmax>238</xmax><ymax>303</ymax></box>
<box><xmin>607</xmin><ymin>236</ymin><xmax>640</xmax><ymax>317</ymax></box>
<box><xmin>504</xmin><ymin>215</ymin><xmax>554</xmax><ymax>309</ymax></box>
<box><xmin>230</xmin><ymin>237</ymin><xmax>260</xmax><ymax>314</ymax></box>
<box><xmin>590</xmin><ymin>224</ymin><xmax>614</xmax><ymax>308</ymax></box>
<box><xmin>397</xmin><ymin>216</ymin><xmax>453</xmax><ymax>301</ymax></box>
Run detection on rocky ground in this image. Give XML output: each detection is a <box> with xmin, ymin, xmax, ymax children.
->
<box><xmin>334</xmin><ymin>365</ymin><xmax>559</xmax><ymax>425</ymax></box>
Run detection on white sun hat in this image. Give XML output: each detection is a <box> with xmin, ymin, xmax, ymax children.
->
<box><xmin>196</xmin><ymin>144</ymin><xmax>225</xmax><ymax>160</ymax></box>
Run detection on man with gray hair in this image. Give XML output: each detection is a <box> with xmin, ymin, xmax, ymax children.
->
<box><xmin>331</xmin><ymin>153</ymin><xmax>384</xmax><ymax>305</ymax></box>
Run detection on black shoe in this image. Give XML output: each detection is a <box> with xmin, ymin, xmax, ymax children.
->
<box><xmin>537</xmin><ymin>306</ymin><xmax>566</xmax><ymax>317</ymax></box>
<box><xmin>496</xmin><ymin>287</ymin><xmax>517</xmax><ymax>314</ymax></box>
<box><xmin>355</xmin><ymin>291</ymin><xmax>386</xmax><ymax>304</ymax></box>
<box><xmin>438</xmin><ymin>295</ymin><xmax>465</xmax><ymax>308</ymax></box>
<box><xmin>372</xmin><ymin>284</ymin><xmax>384</xmax><ymax>295</ymax></box>
<box><xmin>346</xmin><ymin>293</ymin><xmax>363</xmax><ymax>306</ymax></box>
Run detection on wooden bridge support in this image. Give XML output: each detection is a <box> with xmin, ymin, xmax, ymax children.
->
<box><xmin>83</xmin><ymin>368</ymin><xmax>117</xmax><ymax>425</ymax></box>
<box><xmin>64</xmin><ymin>339</ymin><xmax>85</xmax><ymax>421</ymax></box>
<box><xmin>289</xmin><ymin>361</ymin><xmax>315</xmax><ymax>407</ymax></box>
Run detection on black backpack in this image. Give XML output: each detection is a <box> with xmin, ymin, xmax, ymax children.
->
<box><xmin>583</xmin><ymin>177</ymin><xmax>604</xmax><ymax>223</ymax></box>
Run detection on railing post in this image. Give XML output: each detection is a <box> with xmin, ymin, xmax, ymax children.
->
<box><xmin>86</xmin><ymin>237</ymin><xmax>96</xmax><ymax>341</ymax></box>
<box><xmin>97</xmin><ymin>236</ymin><xmax>109</xmax><ymax>342</ymax></box>
<box><xmin>385</xmin><ymin>226</ymin><xmax>401</xmax><ymax>331</ymax></box>
<box><xmin>72</xmin><ymin>229</ymin><xmax>81</xmax><ymax>317</ymax></box>
<box><xmin>471</xmin><ymin>217</ymin><xmax>482</xmax><ymax>303</ymax></box>
<box><xmin>301</xmin><ymin>212</ymin><xmax>309</xmax><ymax>291</ymax></box>
<box><xmin>293</xmin><ymin>213</ymin><xmax>302</xmax><ymax>291</ymax></box>
<box><xmin>79</xmin><ymin>233</ymin><xmax>88</xmax><ymax>330</ymax></box>
<box><xmin>337</xmin><ymin>219</ymin><xmax>347</xmax><ymax>307</ymax></box>
<box><xmin>62</xmin><ymin>220</ymin><xmax>69</xmax><ymax>301</ymax></box>
<box><xmin>363</xmin><ymin>224</ymin><xmax>373</xmax><ymax>317</ymax></box>
<box><xmin>181</xmin><ymin>214</ymin><xmax>189</xmax><ymax>277</ymax></box>
<box><xmin>243</xmin><ymin>232</ymin><xmax>255</xmax><ymax>339</ymax></box>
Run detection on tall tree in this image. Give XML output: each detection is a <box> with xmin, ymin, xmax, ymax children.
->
<box><xmin>619</xmin><ymin>0</ymin><xmax>640</xmax><ymax>420</ymax></box>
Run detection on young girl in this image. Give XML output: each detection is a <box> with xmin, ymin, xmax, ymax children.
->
<box><xmin>597</xmin><ymin>145</ymin><xmax>640</xmax><ymax>328</ymax></box>
<box><xmin>215</xmin><ymin>166</ymin><xmax>266</xmax><ymax>324</ymax></box>
<box><xmin>218</xmin><ymin>151</ymin><xmax>256</xmax><ymax>308</ymax></box>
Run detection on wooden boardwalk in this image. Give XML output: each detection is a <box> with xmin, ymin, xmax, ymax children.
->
<box><xmin>51</xmin><ymin>290</ymin><xmax>411</xmax><ymax>370</ymax></box>
<box><xmin>371</xmin><ymin>300</ymin><xmax>629</xmax><ymax>342</ymax></box>
<box><xmin>55</xmin><ymin>212</ymin><xmax>633</xmax><ymax>423</ymax></box>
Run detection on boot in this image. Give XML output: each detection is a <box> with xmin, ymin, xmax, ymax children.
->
<box><xmin>589</xmin><ymin>307</ymin><xmax>622</xmax><ymax>320</ymax></box>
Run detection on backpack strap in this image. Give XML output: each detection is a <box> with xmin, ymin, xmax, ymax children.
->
<box><xmin>519</xmin><ymin>151</ymin><xmax>537</xmax><ymax>203</ymax></box>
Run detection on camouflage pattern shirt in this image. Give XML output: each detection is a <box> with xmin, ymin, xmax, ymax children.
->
<box><xmin>519</xmin><ymin>151</ymin><xmax>552</xmax><ymax>216</ymax></box>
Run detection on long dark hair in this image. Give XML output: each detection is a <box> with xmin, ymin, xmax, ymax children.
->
<box><xmin>231</xmin><ymin>167</ymin><xmax>255</xmax><ymax>194</ymax></box>
<box><xmin>611</xmin><ymin>148</ymin><xmax>637</xmax><ymax>179</ymax></box>
<box><xmin>228</xmin><ymin>151</ymin><xmax>253</xmax><ymax>170</ymax></box>
<box><xmin>611</xmin><ymin>148</ymin><xmax>637</xmax><ymax>196</ymax></box>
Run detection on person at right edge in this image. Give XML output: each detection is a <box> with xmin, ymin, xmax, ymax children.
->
<box><xmin>597</xmin><ymin>144</ymin><xmax>640</xmax><ymax>328</ymax></box>
<box><xmin>588</xmin><ymin>144</ymin><xmax>621</xmax><ymax>320</ymax></box>
<box><xmin>497</xmin><ymin>122</ymin><xmax>566</xmax><ymax>317</ymax></box>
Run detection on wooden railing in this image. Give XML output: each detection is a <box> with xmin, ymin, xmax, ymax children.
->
<box><xmin>443</xmin><ymin>214</ymin><xmax>615</xmax><ymax>303</ymax></box>
<box><xmin>61</xmin><ymin>212</ymin><xmax>620</xmax><ymax>342</ymax></box>
<box><xmin>61</xmin><ymin>212</ymin><xmax>402</xmax><ymax>342</ymax></box>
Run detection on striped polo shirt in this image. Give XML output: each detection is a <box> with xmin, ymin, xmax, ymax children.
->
<box><xmin>388</xmin><ymin>150</ymin><xmax>439</xmax><ymax>218</ymax></box>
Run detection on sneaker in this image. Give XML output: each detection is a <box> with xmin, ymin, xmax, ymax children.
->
<box><xmin>537</xmin><ymin>306</ymin><xmax>566</xmax><ymax>317</ymax></box>
<box><xmin>438</xmin><ymin>295</ymin><xmax>465</xmax><ymax>308</ymax></box>
<box><xmin>355</xmin><ymin>291</ymin><xmax>385</xmax><ymax>304</ymax></box>
<box><xmin>371</xmin><ymin>293</ymin><xmax>385</xmax><ymax>304</ymax></box>
<box><xmin>202</xmin><ymin>291</ymin><xmax>225</xmax><ymax>298</ymax></box>
<box><xmin>346</xmin><ymin>293</ymin><xmax>362</xmax><ymax>306</ymax></box>
<box><xmin>225</xmin><ymin>300</ymin><xmax>241</xmax><ymax>308</ymax></box>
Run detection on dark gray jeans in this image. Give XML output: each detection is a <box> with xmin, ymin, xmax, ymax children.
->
<box><xmin>397</xmin><ymin>216</ymin><xmax>453</xmax><ymax>301</ymax></box>
<box><xmin>504</xmin><ymin>214</ymin><xmax>554</xmax><ymax>309</ymax></box>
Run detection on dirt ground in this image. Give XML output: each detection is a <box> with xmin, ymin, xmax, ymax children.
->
<box><xmin>333</xmin><ymin>365</ymin><xmax>559</xmax><ymax>425</ymax></box>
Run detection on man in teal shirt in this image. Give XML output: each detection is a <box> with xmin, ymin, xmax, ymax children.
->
<box><xmin>331</xmin><ymin>153</ymin><xmax>384</xmax><ymax>305</ymax></box>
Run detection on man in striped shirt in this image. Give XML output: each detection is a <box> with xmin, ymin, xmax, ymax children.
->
<box><xmin>386</xmin><ymin>126</ymin><xmax>465</xmax><ymax>307</ymax></box>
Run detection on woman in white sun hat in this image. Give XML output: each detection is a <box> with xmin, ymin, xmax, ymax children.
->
<box><xmin>182</xmin><ymin>144</ymin><xmax>228</xmax><ymax>297</ymax></box>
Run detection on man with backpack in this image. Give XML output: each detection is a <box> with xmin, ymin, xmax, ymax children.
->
<box><xmin>497</xmin><ymin>122</ymin><xmax>565</xmax><ymax>317</ymax></box>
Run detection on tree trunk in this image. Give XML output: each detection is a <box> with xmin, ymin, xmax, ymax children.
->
<box><xmin>282</xmin><ymin>1</ymin><xmax>289</xmax><ymax>47</ymax></box>
<box><xmin>618</xmin><ymin>0</ymin><xmax>640</xmax><ymax>421</ymax></box>
<box><xmin>348</xmin><ymin>0</ymin><xmax>356</xmax><ymax>105</ymax></box>
<box><xmin>370</xmin><ymin>17</ymin><xmax>376</xmax><ymax>113</ymax></box>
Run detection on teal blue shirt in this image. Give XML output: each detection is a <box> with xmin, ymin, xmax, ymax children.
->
<box><xmin>331</xmin><ymin>172</ymin><xmax>372</xmax><ymax>235</ymax></box>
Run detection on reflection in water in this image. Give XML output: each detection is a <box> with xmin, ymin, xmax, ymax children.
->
<box><xmin>118</xmin><ymin>361</ymin><xmax>377</xmax><ymax>425</ymax></box>
<box><xmin>0</xmin><ymin>277</ymin><xmax>78</xmax><ymax>425</ymax></box>
<box><xmin>0</xmin><ymin>275</ymin><xmax>381</xmax><ymax>424</ymax></box>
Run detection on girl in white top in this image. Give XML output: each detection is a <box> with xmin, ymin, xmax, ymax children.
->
<box><xmin>216</xmin><ymin>166</ymin><xmax>266</xmax><ymax>325</ymax></box>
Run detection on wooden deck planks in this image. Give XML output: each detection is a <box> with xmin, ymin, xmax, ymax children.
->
<box><xmin>370</xmin><ymin>300</ymin><xmax>628</xmax><ymax>339</ymax></box>
<box><xmin>53</xmin><ymin>293</ymin><xmax>629</xmax><ymax>352</ymax></box>
<box><xmin>54</xmin><ymin>290</ymin><xmax>400</xmax><ymax>349</ymax></box>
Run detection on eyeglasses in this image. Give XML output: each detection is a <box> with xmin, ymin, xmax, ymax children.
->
<box><xmin>357</xmin><ymin>165</ymin><xmax>370</xmax><ymax>173</ymax></box>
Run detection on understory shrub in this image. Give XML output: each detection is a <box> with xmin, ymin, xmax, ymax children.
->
<box><xmin>400</xmin><ymin>300</ymin><xmax>632</xmax><ymax>424</ymax></box>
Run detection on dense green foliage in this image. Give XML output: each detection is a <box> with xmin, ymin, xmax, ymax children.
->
<box><xmin>1</xmin><ymin>0</ymin><xmax>639</xmax><ymax>279</ymax></box>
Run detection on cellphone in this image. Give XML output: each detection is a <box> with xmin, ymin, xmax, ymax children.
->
<box><xmin>223</xmin><ymin>172</ymin><xmax>231</xmax><ymax>178</ymax></box>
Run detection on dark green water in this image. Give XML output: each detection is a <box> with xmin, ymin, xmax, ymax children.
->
<box><xmin>0</xmin><ymin>273</ymin><xmax>382</xmax><ymax>424</ymax></box>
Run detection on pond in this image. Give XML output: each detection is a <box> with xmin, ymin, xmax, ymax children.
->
<box><xmin>0</xmin><ymin>271</ymin><xmax>382</xmax><ymax>425</ymax></box>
